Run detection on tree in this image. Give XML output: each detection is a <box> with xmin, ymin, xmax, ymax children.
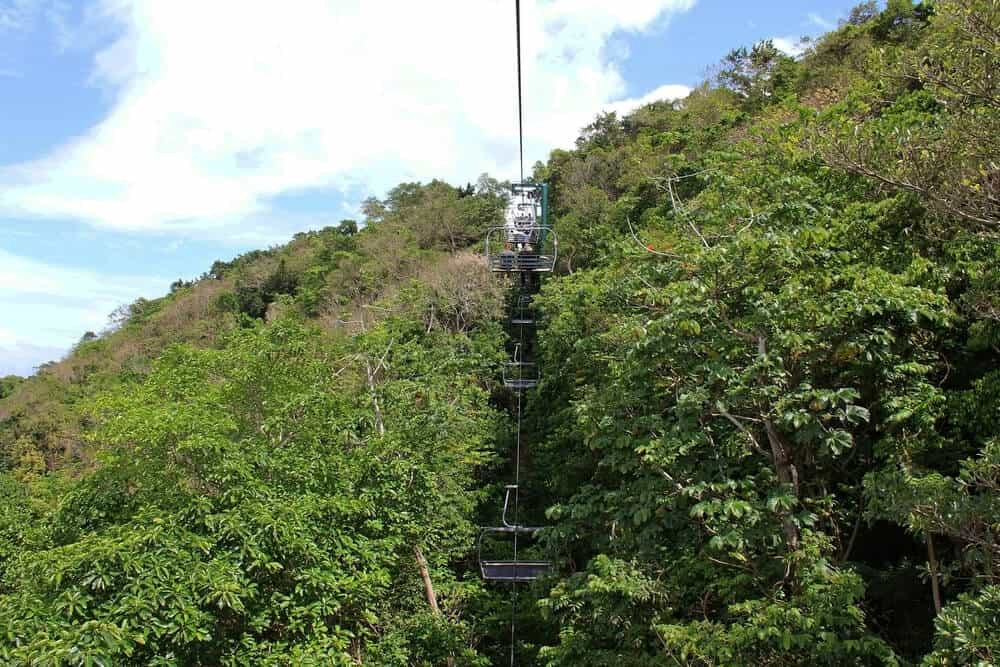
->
<box><xmin>819</xmin><ymin>0</ymin><xmax>998</xmax><ymax>233</ymax></box>
<box><xmin>0</xmin><ymin>319</ymin><xmax>502</xmax><ymax>664</ymax></box>
<box><xmin>576</xmin><ymin>111</ymin><xmax>626</xmax><ymax>150</ymax></box>
<box><xmin>0</xmin><ymin>376</ymin><xmax>22</xmax><ymax>400</ymax></box>
<box><xmin>716</xmin><ymin>40</ymin><xmax>799</xmax><ymax>109</ymax></box>
<box><xmin>336</xmin><ymin>219</ymin><xmax>358</xmax><ymax>236</ymax></box>
<box><xmin>845</xmin><ymin>1</ymin><xmax>879</xmax><ymax>26</ymax></box>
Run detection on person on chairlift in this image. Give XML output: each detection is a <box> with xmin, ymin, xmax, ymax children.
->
<box><xmin>505</xmin><ymin>193</ymin><xmax>535</xmax><ymax>251</ymax></box>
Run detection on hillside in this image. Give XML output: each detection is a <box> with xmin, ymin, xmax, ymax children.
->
<box><xmin>2</xmin><ymin>1</ymin><xmax>999</xmax><ymax>664</ymax></box>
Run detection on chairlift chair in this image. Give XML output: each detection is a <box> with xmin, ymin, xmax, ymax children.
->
<box><xmin>510</xmin><ymin>294</ymin><xmax>535</xmax><ymax>326</ymax></box>
<box><xmin>486</xmin><ymin>182</ymin><xmax>556</xmax><ymax>273</ymax></box>
<box><xmin>488</xmin><ymin>226</ymin><xmax>557</xmax><ymax>272</ymax></box>
<box><xmin>478</xmin><ymin>485</ymin><xmax>553</xmax><ymax>582</ymax></box>
<box><xmin>502</xmin><ymin>363</ymin><xmax>538</xmax><ymax>389</ymax></box>
<box><xmin>503</xmin><ymin>343</ymin><xmax>539</xmax><ymax>389</ymax></box>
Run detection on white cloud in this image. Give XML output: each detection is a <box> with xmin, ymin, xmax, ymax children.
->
<box><xmin>0</xmin><ymin>0</ymin><xmax>72</xmax><ymax>37</ymax></box>
<box><xmin>0</xmin><ymin>248</ymin><xmax>168</xmax><ymax>359</ymax></box>
<box><xmin>772</xmin><ymin>36</ymin><xmax>807</xmax><ymax>58</ymax></box>
<box><xmin>604</xmin><ymin>83</ymin><xmax>692</xmax><ymax>117</ymax></box>
<box><xmin>806</xmin><ymin>12</ymin><xmax>835</xmax><ymax>31</ymax></box>
<box><xmin>0</xmin><ymin>0</ymin><xmax>696</xmax><ymax>238</ymax></box>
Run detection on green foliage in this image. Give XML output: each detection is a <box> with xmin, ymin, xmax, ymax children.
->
<box><xmin>107</xmin><ymin>297</ymin><xmax>163</xmax><ymax>332</ymax></box>
<box><xmin>2</xmin><ymin>2</ymin><xmax>998</xmax><ymax>663</ymax></box>
<box><xmin>655</xmin><ymin>557</ymin><xmax>898</xmax><ymax>666</ymax></box>
<box><xmin>538</xmin><ymin>556</ymin><xmax>666</xmax><ymax>666</ymax></box>
<box><xmin>207</xmin><ymin>248</ymin><xmax>276</xmax><ymax>280</ymax></box>
<box><xmin>0</xmin><ymin>376</ymin><xmax>21</xmax><ymax>400</ymax></box>
<box><xmin>716</xmin><ymin>40</ymin><xmax>800</xmax><ymax>111</ymax></box>
<box><xmin>816</xmin><ymin>0</ymin><xmax>999</xmax><ymax>233</ymax></box>
<box><xmin>0</xmin><ymin>317</ymin><xmax>504</xmax><ymax>664</ymax></box>
<box><xmin>518</xmin><ymin>3</ymin><xmax>999</xmax><ymax>662</ymax></box>
<box><xmin>923</xmin><ymin>586</ymin><xmax>1000</xmax><ymax>666</ymax></box>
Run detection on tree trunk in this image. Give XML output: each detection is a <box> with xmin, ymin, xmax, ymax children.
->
<box><xmin>414</xmin><ymin>545</ymin><xmax>455</xmax><ymax>667</ymax></box>
<box><xmin>764</xmin><ymin>418</ymin><xmax>801</xmax><ymax>552</ymax></box>
<box><xmin>758</xmin><ymin>335</ymin><xmax>801</xmax><ymax>553</ymax></box>
<box><xmin>414</xmin><ymin>545</ymin><xmax>441</xmax><ymax>615</ymax></box>
<box><xmin>358</xmin><ymin>311</ymin><xmax>448</xmax><ymax>660</ymax></box>
<box><xmin>365</xmin><ymin>358</ymin><xmax>385</xmax><ymax>437</ymax></box>
<box><xmin>926</xmin><ymin>531</ymin><xmax>942</xmax><ymax>614</ymax></box>
<box><xmin>840</xmin><ymin>511</ymin><xmax>862</xmax><ymax>564</ymax></box>
<box><xmin>358</xmin><ymin>310</ymin><xmax>386</xmax><ymax>438</ymax></box>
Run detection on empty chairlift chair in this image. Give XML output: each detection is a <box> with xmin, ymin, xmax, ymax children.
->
<box><xmin>510</xmin><ymin>294</ymin><xmax>535</xmax><ymax>326</ymax></box>
<box><xmin>478</xmin><ymin>485</ymin><xmax>553</xmax><ymax>582</ymax></box>
<box><xmin>503</xmin><ymin>344</ymin><xmax>539</xmax><ymax>390</ymax></box>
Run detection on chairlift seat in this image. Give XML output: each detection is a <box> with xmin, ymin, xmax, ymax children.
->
<box><xmin>478</xmin><ymin>510</ymin><xmax>553</xmax><ymax>583</ymax></box>
<box><xmin>480</xmin><ymin>560</ymin><xmax>553</xmax><ymax>582</ymax></box>
<box><xmin>488</xmin><ymin>253</ymin><xmax>555</xmax><ymax>272</ymax></box>
<box><xmin>486</xmin><ymin>217</ymin><xmax>556</xmax><ymax>273</ymax></box>
<box><xmin>503</xmin><ymin>361</ymin><xmax>539</xmax><ymax>389</ymax></box>
<box><xmin>511</xmin><ymin>295</ymin><xmax>535</xmax><ymax>325</ymax></box>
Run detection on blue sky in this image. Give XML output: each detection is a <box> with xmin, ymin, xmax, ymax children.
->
<box><xmin>0</xmin><ymin>0</ymin><xmax>863</xmax><ymax>376</ymax></box>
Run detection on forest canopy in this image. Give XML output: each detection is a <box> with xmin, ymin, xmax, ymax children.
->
<box><xmin>1</xmin><ymin>1</ymin><xmax>999</xmax><ymax>664</ymax></box>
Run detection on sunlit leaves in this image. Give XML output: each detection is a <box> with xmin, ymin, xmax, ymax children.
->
<box><xmin>0</xmin><ymin>316</ymin><xmax>504</xmax><ymax>663</ymax></box>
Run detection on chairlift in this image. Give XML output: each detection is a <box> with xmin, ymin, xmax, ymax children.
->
<box><xmin>503</xmin><ymin>344</ymin><xmax>539</xmax><ymax>389</ymax></box>
<box><xmin>478</xmin><ymin>485</ymin><xmax>553</xmax><ymax>582</ymax></box>
<box><xmin>503</xmin><ymin>363</ymin><xmax>538</xmax><ymax>389</ymax></box>
<box><xmin>511</xmin><ymin>294</ymin><xmax>535</xmax><ymax>326</ymax></box>
<box><xmin>486</xmin><ymin>182</ymin><xmax>557</xmax><ymax>273</ymax></box>
<box><xmin>488</xmin><ymin>245</ymin><xmax>557</xmax><ymax>272</ymax></box>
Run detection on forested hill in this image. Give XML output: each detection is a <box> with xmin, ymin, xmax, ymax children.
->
<box><xmin>2</xmin><ymin>1</ymin><xmax>998</xmax><ymax>664</ymax></box>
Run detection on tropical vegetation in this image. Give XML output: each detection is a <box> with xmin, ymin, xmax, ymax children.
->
<box><xmin>1</xmin><ymin>1</ymin><xmax>998</xmax><ymax>664</ymax></box>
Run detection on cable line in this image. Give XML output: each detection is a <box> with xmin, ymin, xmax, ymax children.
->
<box><xmin>510</xmin><ymin>380</ymin><xmax>522</xmax><ymax>666</ymax></box>
<box><xmin>512</xmin><ymin>12</ymin><xmax>525</xmax><ymax>661</ymax></box>
<box><xmin>476</xmin><ymin>3</ymin><xmax>558</xmax><ymax>664</ymax></box>
<box><xmin>509</xmin><ymin>304</ymin><xmax>527</xmax><ymax>666</ymax></box>
<box><xmin>515</xmin><ymin>0</ymin><xmax>525</xmax><ymax>182</ymax></box>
